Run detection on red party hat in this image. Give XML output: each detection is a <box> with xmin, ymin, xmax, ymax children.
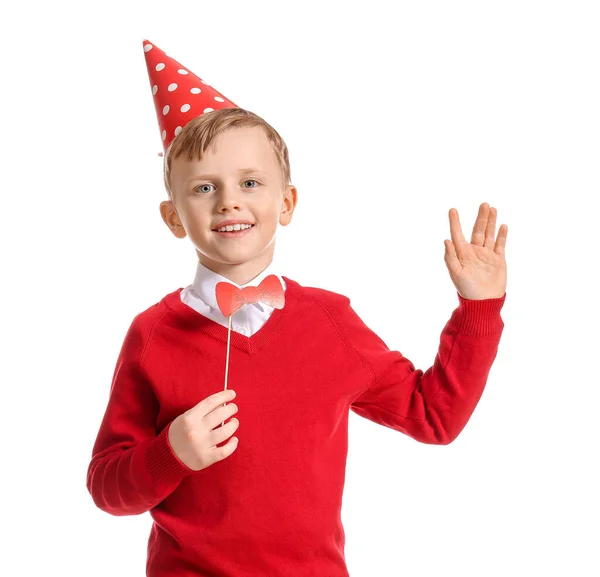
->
<box><xmin>142</xmin><ymin>39</ymin><xmax>239</xmax><ymax>153</ymax></box>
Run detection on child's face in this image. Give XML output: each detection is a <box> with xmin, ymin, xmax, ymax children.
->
<box><xmin>161</xmin><ymin>125</ymin><xmax>297</xmax><ymax>281</ymax></box>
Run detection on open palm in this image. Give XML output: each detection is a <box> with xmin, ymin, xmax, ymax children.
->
<box><xmin>443</xmin><ymin>202</ymin><xmax>508</xmax><ymax>300</ymax></box>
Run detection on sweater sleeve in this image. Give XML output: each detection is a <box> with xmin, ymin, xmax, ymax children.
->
<box><xmin>346</xmin><ymin>291</ymin><xmax>506</xmax><ymax>445</ymax></box>
<box><xmin>86</xmin><ymin>315</ymin><xmax>194</xmax><ymax>516</ymax></box>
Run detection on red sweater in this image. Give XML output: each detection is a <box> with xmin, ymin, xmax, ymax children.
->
<box><xmin>87</xmin><ymin>276</ymin><xmax>506</xmax><ymax>576</ymax></box>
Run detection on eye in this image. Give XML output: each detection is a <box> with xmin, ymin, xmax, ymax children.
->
<box><xmin>194</xmin><ymin>184</ymin><xmax>214</xmax><ymax>194</ymax></box>
<box><xmin>243</xmin><ymin>179</ymin><xmax>259</xmax><ymax>188</ymax></box>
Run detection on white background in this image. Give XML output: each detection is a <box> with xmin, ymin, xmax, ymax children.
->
<box><xmin>2</xmin><ymin>1</ymin><xmax>599</xmax><ymax>575</ymax></box>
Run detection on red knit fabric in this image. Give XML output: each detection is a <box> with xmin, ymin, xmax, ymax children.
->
<box><xmin>87</xmin><ymin>276</ymin><xmax>506</xmax><ymax>576</ymax></box>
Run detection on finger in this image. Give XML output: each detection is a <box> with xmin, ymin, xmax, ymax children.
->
<box><xmin>494</xmin><ymin>224</ymin><xmax>508</xmax><ymax>256</ymax></box>
<box><xmin>484</xmin><ymin>206</ymin><xmax>496</xmax><ymax>248</ymax></box>
<box><xmin>192</xmin><ymin>389</ymin><xmax>236</xmax><ymax>418</ymax></box>
<box><xmin>205</xmin><ymin>401</ymin><xmax>238</xmax><ymax>430</ymax></box>
<box><xmin>212</xmin><ymin>435</ymin><xmax>239</xmax><ymax>457</ymax></box>
<box><xmin>449</xmin><ymin>207</ymin><xmax>468</xmax><ymax>258</ymax></box>
<box><xmin>210</xmin><ymin>418</ymin><xmax>240</xmax><ymax>448</ymax></box>
<box><xmin>444</xmin><ymin>239</ymin><xmax>462</xmax><ymax>277</ymax></box>
<box><xmin>470</xmin><ymin>202</ymin><xmax>490</xmax><ymax>247</ymax></box>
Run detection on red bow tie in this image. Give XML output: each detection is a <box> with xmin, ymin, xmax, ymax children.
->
<box><xmin>215</xmin><ymin>274</ymin><xmax>285</xmax><ymax>317</ymax></box>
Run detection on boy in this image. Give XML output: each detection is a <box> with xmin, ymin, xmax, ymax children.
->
<box><xmin>86</xmin><ymin>40</ymin><xmax>508</xmax><ymax>577</ymax></box>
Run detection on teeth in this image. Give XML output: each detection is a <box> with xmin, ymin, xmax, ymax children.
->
<box><xmin>217</xmin><ymin>223</ymin><xmax>253</xmax><ymax>232</ymax></box>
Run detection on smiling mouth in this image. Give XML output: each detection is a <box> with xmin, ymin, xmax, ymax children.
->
<box><xmin>213</xmin><ymin>224</ymin><xmax>256</xmax><ymax>236</ymax></box>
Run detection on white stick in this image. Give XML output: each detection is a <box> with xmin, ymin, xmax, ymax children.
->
<box><xmin>221</xmin><ymin>314</ymin><xmax>232</xmax><ymax>427</ymax></box>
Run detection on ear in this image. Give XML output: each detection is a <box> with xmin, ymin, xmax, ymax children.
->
<box><xmin>279</xmin><ymin>185</ymin><xmax>298</xmax><ymax>227</ymax></box>
<box><xmin>160</xmin><ymin>200</ymin><xmax>187</xmax><ymax>239</ymax></box>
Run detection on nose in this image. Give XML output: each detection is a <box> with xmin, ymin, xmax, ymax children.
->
<box><xmin>217</xmin><ymin>186</ymin><xmax>242</xmax><ymax>212</ymax></box>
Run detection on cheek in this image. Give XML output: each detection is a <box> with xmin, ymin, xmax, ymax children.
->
<box><xmin>189</xmin><ymin>212</ymin><xmax>210</xmax><ymax>226</ymax></box>
<box><xmin>261</xmin><ymin>202</ymin><xmax>283</xmax><ymax>221</ymax></box>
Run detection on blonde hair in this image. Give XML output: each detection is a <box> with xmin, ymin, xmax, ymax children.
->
<box><xmin>163</xmin><ymin>107</ymin><xmax>291</xmax><ymax>200</ymax></box>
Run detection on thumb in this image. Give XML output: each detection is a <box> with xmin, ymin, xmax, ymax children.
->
<box><xmin>444</xmin><ymin>240</ymin><xmax>460</xmax><ymax>275</ymax></box>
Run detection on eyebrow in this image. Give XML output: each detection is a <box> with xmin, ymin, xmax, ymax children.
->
<box><xmin>186</xmin><ymin>168</ymin><xmax>265</xmax><ymax>184</ymax></box>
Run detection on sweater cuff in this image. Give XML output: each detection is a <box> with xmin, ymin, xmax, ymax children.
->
<box><xmin>144</xmin><ymin>420</ymin><xmax>194</xmax><ymax>489</ymax></box>
<box><xmin>449</xmin><ymin>291</ymin><xmax>506</xmax><ymax>336</ymax></box>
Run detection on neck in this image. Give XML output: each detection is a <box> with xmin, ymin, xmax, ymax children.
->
<box><xmin>198</xmin><ymin>252</ymin><xmax>274</xmax><ymax>286</ymax></box>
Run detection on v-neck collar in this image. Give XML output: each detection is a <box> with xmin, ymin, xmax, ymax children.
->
<box><xmin>164</xmin><ymin>275</ymin><xmax>303</xmax><ymax>356</ymax></box>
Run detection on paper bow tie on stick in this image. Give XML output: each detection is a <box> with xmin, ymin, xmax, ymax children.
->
<box><xmin>215</xmin><ymin>274</ymin><xmax>285</xmax><ymax>317</ymax></box>
<box><xmin>215</xmin><ymin>275</ymin><xmax>285</xmax><ymax>426</ymax></box>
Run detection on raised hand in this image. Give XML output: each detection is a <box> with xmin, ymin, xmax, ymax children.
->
<box><xmin>443</xmin><ymin>202</ymin><xmax>508</xmax><ymax>300</ymax></box>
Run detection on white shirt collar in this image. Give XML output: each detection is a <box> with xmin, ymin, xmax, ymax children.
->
<box><xmin>191</xmin><ymin>260</ymin><xmax>286</xmax><ymax>313</ymax></box>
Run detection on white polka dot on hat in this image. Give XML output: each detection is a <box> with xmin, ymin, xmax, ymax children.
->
<box><xmin>142</xmin><ymin>39</ymin><xmax>239</xmax><ymax>154</ymax></box>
